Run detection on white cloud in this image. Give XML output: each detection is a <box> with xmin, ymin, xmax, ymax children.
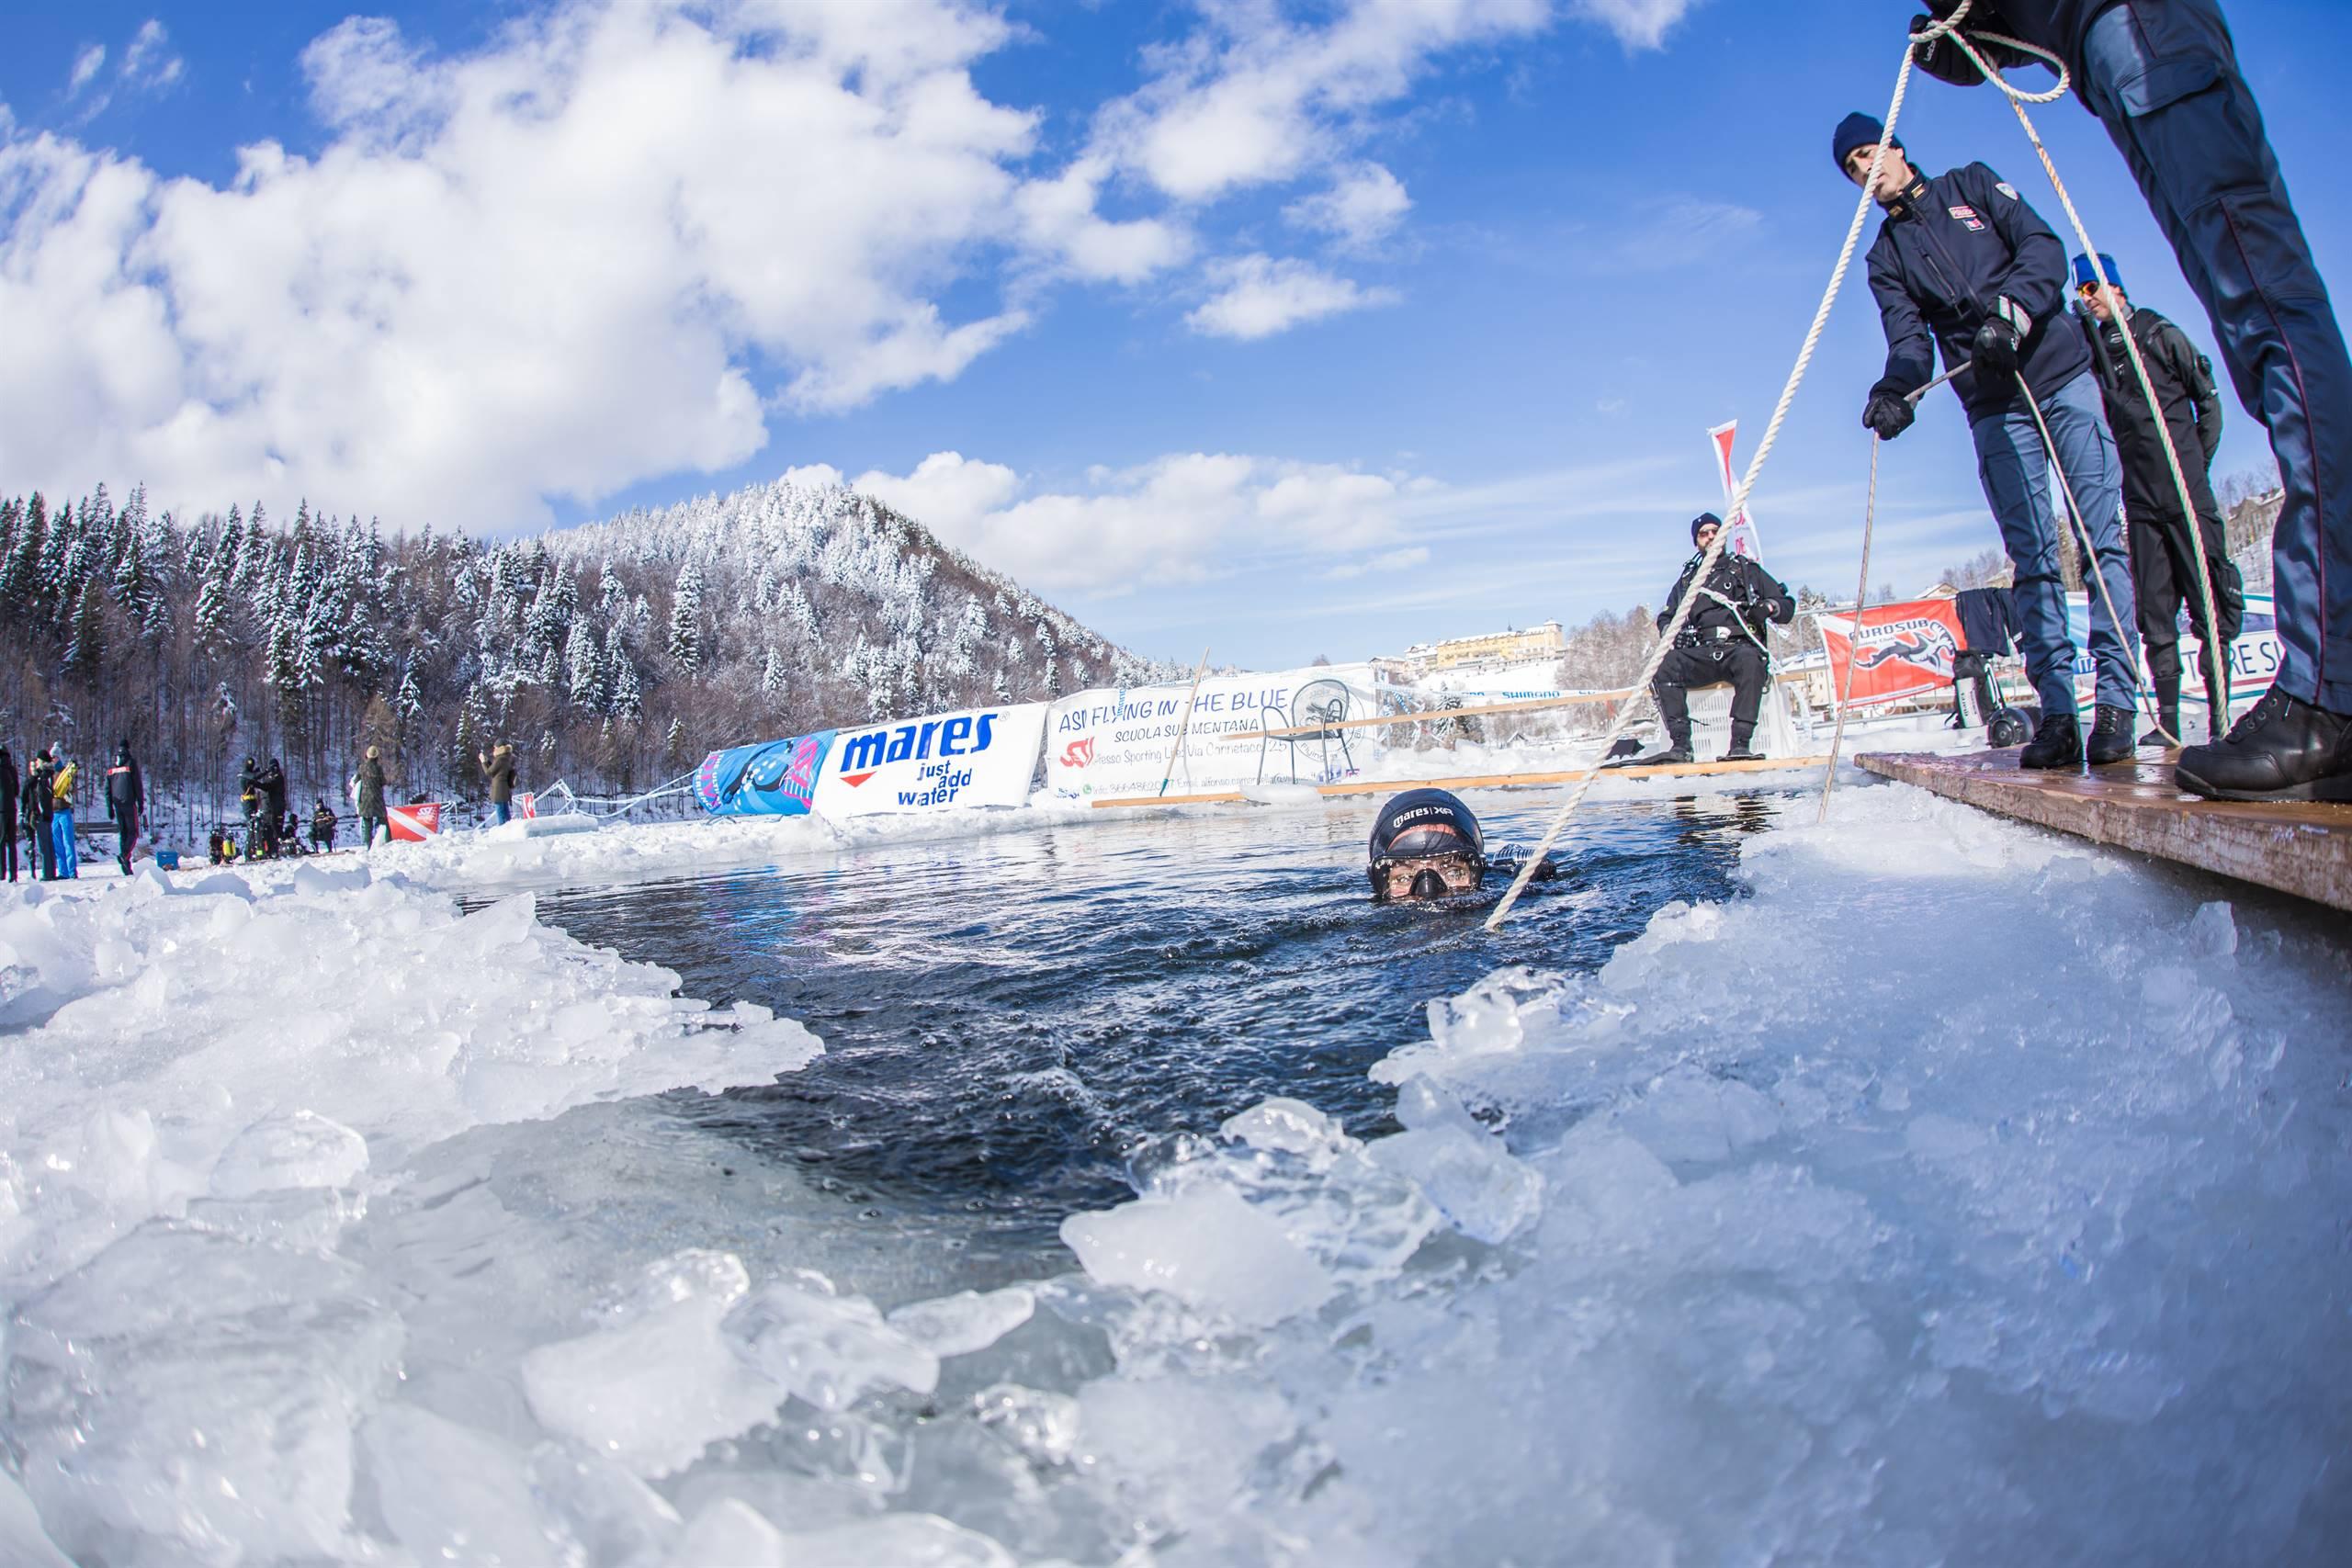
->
<box><xmin>1284</xmin><ymin>163</ymin><xmax>1411</xmax><ymax>248</ymax></box>
<box><xmin>0</xmin><ymin>0</ymin><xmax>1175</xmax><ymax>534</ymax></box>
<box><xmin>844</xmin><ymin>449</ymin><xmax>1423</xmax><ymax>594</ymax></box>
<box><xmin>67</xmin><ymin>46</ymin><xmax>107</xmax><ymax>99</ymax></box>
<box><xmin>1325</xmin><ymin>545</ymin><xmax>1431</xmax><ymax>579</ymax></box>
<box><xmin>1185</xmin><ymin>254</ymin><xmax>1397</xmax><ymax>340</ymax></box>
<box><xmin>119</xmin><ymin>20</ymin><xmax>186</xmax><ymax>91</ymax></box>
<box><xmin>1569</xmin><ymin>0</ymin><xmax>1709</xmax><ymax>51</ymax></box>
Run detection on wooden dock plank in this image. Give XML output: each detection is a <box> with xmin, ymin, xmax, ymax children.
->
<box><xmin>1858</xmin><ymin>749</ymin><xmax>2352</xmax><ymax>913</ymax></box>
<box><xmin>1090</xmin><ymin>755</ymin><xmax>1831</xmax><ymax>809</ymax></box>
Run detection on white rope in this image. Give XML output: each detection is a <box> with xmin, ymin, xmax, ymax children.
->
<box><xmin>1484</xmin><ymin>6</ymin><xmax>1973</xmax><ymax>931</ymax></box>
<box><xmin>1942</xmin><ymin>21</ymin><xmax>2232</xmax><ymax>744</ymax></box>
<box><xmin>1815</xmin><ymin>434</ymin><xmax>1882</xmax><ymax>823</ymax></box>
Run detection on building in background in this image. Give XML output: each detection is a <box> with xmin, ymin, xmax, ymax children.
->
<box><xmin>1387</xmin><ymin>621</ymin><xmax>1565</xmax><ymax>678</ymax></box>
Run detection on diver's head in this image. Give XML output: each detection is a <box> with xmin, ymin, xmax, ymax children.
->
<box><xmin>1369</xmin><ymin>787</ymin><xmax>1487</xmax><ymax>903</ymax></box>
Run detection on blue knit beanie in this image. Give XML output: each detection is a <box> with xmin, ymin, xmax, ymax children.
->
<box><xmin>1833</xmin><ymin>112</ymin><xmax>1901</xmax><ymax>177</ymax></box>
<box><xmin>2072</xmin><ymin>252</ymin><xmax>2123</xmax><ymax>293</ymax></box>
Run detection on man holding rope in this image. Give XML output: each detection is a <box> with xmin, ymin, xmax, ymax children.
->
<box><xmin>1840</xmin><ymin>113</ymin><xmax>2140</xmax><ymax>769</ymax></box>
<box><xmin>1908</xmin><ymin>0</ymin><xmax>2350</xmax><ymax>799</ymax></box>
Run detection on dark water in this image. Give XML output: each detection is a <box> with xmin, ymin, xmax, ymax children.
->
<box><xmin>526</xmin><ymin>793</ymin><xmax>1780</xmax><ymax>1262</ymax></box>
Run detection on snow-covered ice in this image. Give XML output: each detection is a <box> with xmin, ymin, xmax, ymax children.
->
<box><xmin>4</xmin><ymin>773</ymin><xmax>2346</xmax><ymax>1564</ymax></box>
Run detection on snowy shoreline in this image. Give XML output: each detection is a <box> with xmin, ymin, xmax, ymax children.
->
<box><xmin>6</xmin><ymin>774</ymin><xmax>2346</xmax><ymax>1565</ymax></box>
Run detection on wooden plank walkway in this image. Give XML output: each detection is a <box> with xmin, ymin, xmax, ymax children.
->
<box><xmin>1859</xmin><ymin>749</ymin><xmax>2352</xmax><ymax>914</ymax></box>
<box><xmin>1091</xmin><ymin>754</ymin><xmax>1832</xmax><ymax>809</ymax></box>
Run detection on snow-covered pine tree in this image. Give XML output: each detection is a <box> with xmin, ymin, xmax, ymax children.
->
<box><xmin>667</xmin><ymin>562</ymin><xmax>703</xmax><ymax>673</ymax></box>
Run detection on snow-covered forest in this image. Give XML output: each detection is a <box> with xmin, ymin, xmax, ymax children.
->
<box><xmin>0</xmin><ymin>477</ymin><xmax>1172</xmax><ymax>843</ymax></box>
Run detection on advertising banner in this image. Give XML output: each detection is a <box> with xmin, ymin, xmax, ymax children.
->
<box><xmin>695</xmin><ymin>730</ymin><xmax>837</xmax><ymax>817</ymax></box>
<box><xmin>1816</xmin><ymin>598</ymin><xmax>1967</xmax><ymax>707</ymax></box>
<box><xmin>387</xmin><ymin>803</ymin><xmax>442</xmax><ymax>841</ymax></box>
<box><xmin>2065</xmin><ymin>591</ymin><xmax>2279</xmax><ymax>705</ymax></box>
<box><xmin>1046</xmin><ymin>663</ymin><xmax>1387</xmax><ymax>799</ymax></box>
<box><xmin>810</xmin><ymin>704</ymin><xmax>1048</xmax><ymax>818</ymax></box>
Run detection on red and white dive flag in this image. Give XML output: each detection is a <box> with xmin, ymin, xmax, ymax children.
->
<box><xmin>1707</xmin><ymin>421</ymin><xmax>1766</xmax><ymax>562</ymax></box>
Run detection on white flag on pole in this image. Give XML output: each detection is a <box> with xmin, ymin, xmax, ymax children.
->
<box><xmin>1707</xmin><ymin>421</ymin><xmax>1766</xmax><ymax>562</ymax></box>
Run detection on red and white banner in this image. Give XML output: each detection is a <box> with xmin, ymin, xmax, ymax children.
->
<box><xmin>514</xmin><ymin>791</ymin><xmax>537</xmax><ymax>819</ymax></box>
<box><xmin>1706</xmin><ymin>421</ymin><xmax>1766</xmax><ymax>562</ymax></box>
<box><xmin>1816</xmin><ymin>598</ymin><xmax>1967</xmax><ymax>707</ymax></box>
<box><xmin>387</xmin><ymin>803</ymin><xmax>443</xmax><ymax>841</ymax></box>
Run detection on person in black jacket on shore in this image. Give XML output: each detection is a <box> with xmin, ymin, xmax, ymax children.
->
<box><xmin>106</xmin><ymin>739</ymin><xmax>145</xmax><ymax>875</ymax></box>
<box><xmin>0</xmin><ymin>743</ymin><xmax>17</xmax><ymax>883</ymax></box>
<box><xmin>22</xmin><ymin>748</ymin><xmax>57</xmax><ymax>881</ymax></box>
<box><xmin>1840</xmin><ymin>113</ymin><xmax>2140</xmax><ymax>771</ymax></box>
<box><xmin>2075</xmin><ymin>252</ymin><xmax>2244</xmax><ymax>747</ymax></box>
<box><xmin>1647</xmin><ymin>513</ymin><xmax>1797</xmax><ymax>763</ymax></box>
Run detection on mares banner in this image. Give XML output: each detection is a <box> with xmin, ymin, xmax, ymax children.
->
<box><xmin>810</xmin><ymin>703</ymin><xmax>1048</xmax><ymax>818</ymax></box>
<box><xmin>695</xmin><ymin>730</ymin><xmax>837</xmax><ymax>817</ymax></box>
<box><xmin>2066</xmin><ymin>590</ymin><xmax>2280</xmax><ymax>705</ymax></box>
<box><xmin>1046</xmin><ymin>663</ymin><xmax>1388</xmax><ymax>799</ymax></box>
<box><xmin>1815</xmin><ymin>598</ymin><xmax>1967</xmax><ymax>707</ymax></box>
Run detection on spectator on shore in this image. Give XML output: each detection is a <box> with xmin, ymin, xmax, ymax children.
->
<box><xmin>479</xmin><ymin>741</ymin><xmax>518</xmax><ymax>826</ymax></box>
<box><xmin>311</xmin><ymin>797</ymin><xmax>337</xmax><ymax>853</ymax></box>
<box><xmin>260</xmin><ymin>757</ymin><xmax>288</xmax><ymax>856</ymax></box>
<box><xmin>0</xmin><ymin>742</ymin><xmax>17</xmax><ymax>883</ymax></box>
<box><xmin>107</xmin><ymin>739</ymin><xmax>145</xmax><ymax>876</ymax></box>
<box><xmin>209</xmin><ymin>827</ymin><xmax>232</xmax><ymax>865</ymax></box>
<box><xmin>24</xmin><ymin>749</ymin><xmax>56</xmax><ymax>881</ymax></box>
<box><xmin>238</xmin><ymin>755</ymin><xmax>264</xmax><ymax>856</ymax></box>
<box><xmin>355</xmin><ymin>746</ymin><xmax>391</xmax><ymax>850</ymax></box>
<box><xmin>51</xmin><ymin>751</ymin><xmax>79</xmax><ymax>879</ymax></box>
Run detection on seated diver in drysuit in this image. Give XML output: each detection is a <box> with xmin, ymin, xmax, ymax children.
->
<box><xmin>1637</xmin><ymin>511</ymin><xmax>1796</xmax><ymax>764</ymax></box>
<box><xmin>1368</xmin><ymin>788</ymin><xmax>1556</xmax><ymax>904</ymax></box>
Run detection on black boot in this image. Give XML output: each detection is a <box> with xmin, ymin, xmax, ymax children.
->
<box><xmin>2018</xmin><ymin>710</ymin><xmax>2082</xmax><ymax>771</ymax></box>
<box><xmin>2175</xmin><ymin>688</ymin><xmax>2352</xmax><ymax>802</ymax></box>
<box><xmin>2086</xmin><ymin>704</ymin><xmax>2137</xmax><ymax>765</ymax></box>
<box><xmin>1721</xmin><ymin>725</ymin><xmax>1762</xmax><ymax>762</ymax></box>
<box><xmin>1653</xmin><ymin>728</ymin><xmax>1694</xmax><ymax>765</ymax></box>
<box><xmin>2141</xmin><ymin>667</ymin><xmax>2181</xmax><ymax>749</ymax></box>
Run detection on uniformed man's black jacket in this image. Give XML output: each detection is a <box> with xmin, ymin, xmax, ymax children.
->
<box><xmin>2078</xmin><ymin>303</ymin><xmax>2223</xmax><ymax>523</ymax></box>
<box><xmin>1657</xmin><ymin>552</ymin><xmax>1796</xmax><ymax>645</ymax></box>
<box><xmin>1866</xmin><ymin>163</ymin><xmax>2090</xmax><ymax>422</ymax></box>
<box><xmin>107</xmin><ymin>753</ymin><xmax>144</xmax><ymax>816</ymax></box>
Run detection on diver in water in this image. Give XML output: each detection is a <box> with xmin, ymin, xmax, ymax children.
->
<box><xmin>1368</xmin><ymin>788</ymin><xmax>1557</xmax><ymax>904</ymax></box>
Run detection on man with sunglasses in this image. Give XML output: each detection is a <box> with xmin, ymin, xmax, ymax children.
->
<box><xmin>2073</xmin><ymin>252</ymin><xmax>2242</xmax><ymax>747</ymax></box>
<box><xmin>1838</xmin><ymin>111</ymin><xmax>2138</xmax><ymax>770</ymax></box>
<box><xmin>1906</xmin><ymin>0</ymin><xmax>2350</xmax><ymax>800</ymax></box>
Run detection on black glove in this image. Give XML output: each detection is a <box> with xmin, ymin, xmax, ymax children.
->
<box><xmin>1909</xmin><ymin>10</ymin><xmax>2035</xmax><ymax>87</ymax></box>
<box><xmin>1973</xmin><ymin>315</ymin><xmax>2024</xmax><ymax>378</ymax></box>
<box><xmin>1863</xmin><ymin>379</ymin><xmax>1916</xmax><ymax>441</ymax></box>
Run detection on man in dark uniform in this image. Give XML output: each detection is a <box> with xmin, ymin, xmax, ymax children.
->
<box><xmin>1839</xmin><ymin>112</ymin><xmax>2139</xmax><ymax>770</ymax></box>
<box><xmin>23</xmin><ymin>748</ymin><xmax>57</xmax><ymax>881</ymax></box>
<box><xmin>2074</xmin><ymin>252</ymin><xmax>2243</xmax><ymax>746</ymax></box>
<box><xmin>106</xmin><ymin>739</ymin><xmax>145</xmax><ymax>875</ymax></box>
<box><xmin>259</xmin><ymin>756</ymin><xmax>288</xmax><ymax>856</ymax></box>
<box><xmin>1648</xmin><ymin>512</ymin><xmax>1796</xmax><ymax>764</ymax></box>
<box><xmin>1907</xmin><ymin>0</ymin><xmax>2350</xmax><ymax>798</ymax></box>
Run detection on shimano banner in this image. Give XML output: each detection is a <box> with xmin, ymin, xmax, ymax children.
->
<box><xmin>695</xmin><ymin>730</ymin><xmax>838</xmax><ymax>817</ymax></box>
<box><xmin>811</xmin><ymin>704</ymin><xmax>1048</xmax><ymax>818</ymax></box>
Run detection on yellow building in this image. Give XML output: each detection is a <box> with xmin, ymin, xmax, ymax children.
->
<box><xmin>1398</xmin><ymin>621</ymin><xmax>1565</xmax><ymax>673</ymax></box>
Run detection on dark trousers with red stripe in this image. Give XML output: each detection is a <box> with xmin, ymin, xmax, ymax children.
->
<box><xmin>2078</xmin><ymin>0</ymin><xmax>2352</xmax><ymax>713</ymax></box>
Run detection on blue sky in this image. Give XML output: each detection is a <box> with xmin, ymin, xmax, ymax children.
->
<box><xmin>4</xmin><ymin>1</ymin><xmax>2347</xmax><ymax>671</ymax></box>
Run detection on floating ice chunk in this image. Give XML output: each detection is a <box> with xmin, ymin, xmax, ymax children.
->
<box><xmin>1076</xmin><ymin>1376</ymin><xmax>1298</xmax><ymax>1526</ymax></box>
<box><xmin>1369</xmin><ymin>1123</ymin><xmax>1543</xmax><ymax>1244</ymax></box>
<box><xmin>209</xmin><ymin>1109</ymin><xmax>369</xmax><ymax>1197</ymax></box>
<box><xmin>725</xmin><ymin>1271</ymin><xmax>939</xmax><ymax>1409</ymax></box>
<box><xmin>527</xmin><ymin>1442</ymin><xmax>684</xmax><ymax>1566</ymax></box>
<box><xmin>887</xmin><ymin>1286</ymin><xmax>1036</xmax><ymax>1359</ymax></box>
<box><xmin>1062</xmin><ymin>1184</ymin><xmax>1333</xmax><ymax>1326</ymax></box>
<box><xmin>974</xmin><ymin>1382</ymin><xmax>1083</xmax><ymax>1466</ymax></box>
<box><xmin>521</xmin><ymin>1250</ymin><xmax>784</xmax><ymax>1478</ymax></box>
<box><xmin>361</xmin><ymin>1404</ymin><xmax>560</xmax><ymax>1567</ymax></box>
<box><xmin>1221</xmin><ymin>1097</ymin><xmax>1352</xmax><ymax>1165</ymax></box>
<box><xmin>1392</xmin><ymin>1073</ymin><xmax>1488</xmax><ymax>1137</ymax></box>
<box><xmin>2185</xmin><ymin>899</ymin><xmax>2239</xmax><ymax>959</ymax></box>
<box><xmin>668</xmin><ymin>1497</ymin><xmax>787</xmax><ymax>1568</ymax></box>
